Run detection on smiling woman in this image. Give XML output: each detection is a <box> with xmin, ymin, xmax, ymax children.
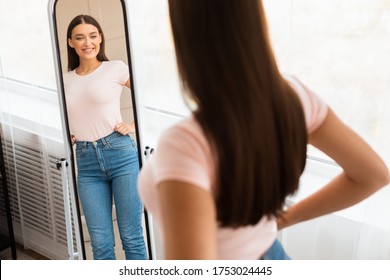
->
<box><xmin>48</xmin><ymin>0</ymin><xmax>152</xmax><ymax>260</ymax></box>
<box><xmin>62</xmin><ymin>14</ymin><xmax>147</xmax><ymax>260</ymax></box>
<box><xmin>67</xmin><ymin>19</ymin><xmax>105</xmax><ymax>74</ymax></box>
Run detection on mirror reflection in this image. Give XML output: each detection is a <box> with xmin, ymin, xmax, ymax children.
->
<box><xmin>54</xmin><ymin>0</ymin><xmax>148</xmax><ymax>260</ymax></box>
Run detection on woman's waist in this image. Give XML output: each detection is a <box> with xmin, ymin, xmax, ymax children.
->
<box><xmin>216</xmin><ymin>216</ymin><xmax>277</xmax><ymax>259</ymax></box>
<box><xmin>75</xmin><ymin>131</ymin><xmax>130</xmax><ymax>148</ymax></box>
<box><xmin>69</xmin><ymin>115</ymin><xmax>123</xmax><ymax>142</ymax></box>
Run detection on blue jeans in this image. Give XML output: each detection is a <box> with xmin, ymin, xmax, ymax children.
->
<box><xmin>75</xmin><ymin>132</ymin><xmax>147</xmax><ymax>260</ymax></box>
<box><xmin>261</xmin><ymin>239</ymin><xmax>291</xmax><ymax>260</ymax></box>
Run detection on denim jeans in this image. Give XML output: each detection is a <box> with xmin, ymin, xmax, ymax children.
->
<box><xmin>261</xmin><ymin>239</ymin><xmax>291</xmax><ymax>260</ymax></box>
<box><xmin>75</xmin><ymin>132</ymin><xmax>147</xmax><ymax>260</ymax></box>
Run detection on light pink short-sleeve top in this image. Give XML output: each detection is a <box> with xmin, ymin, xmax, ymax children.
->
<box><xmin>63</xmin><ymin>60</ymin><xmax>129</xmax><ymax>141</ymax></box>
<box><xmin>138</xmin><ymin>76</ymin><xmax>328</xmax><ymax>259</ymax></box>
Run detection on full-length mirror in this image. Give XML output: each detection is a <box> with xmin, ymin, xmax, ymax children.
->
<box><xmin>49</xmin><ymin>0</ymin><xmax>151</xmax><ymax>260</ymax></box>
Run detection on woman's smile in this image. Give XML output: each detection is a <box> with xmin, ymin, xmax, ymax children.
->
<box><xmin>68</xmin><ymin>23</ymin><xmax>102</xmax><ymax>60</ymax></box>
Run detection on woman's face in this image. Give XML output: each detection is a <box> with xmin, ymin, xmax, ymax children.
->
<box><xmin>68</xmin><ymin>23</ymin><xmax>102</xmax><ymax>61</ymax></box>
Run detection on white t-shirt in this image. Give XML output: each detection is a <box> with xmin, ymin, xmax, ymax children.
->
<box><xmin>63</xmin><ymin>60</ymin><xmax>129</xmax><ymax>141</ymax></box>
<box><xmin>138</xmin><ymin>76</ymin><xmax>328</xmax><ymax>259</ymax></box>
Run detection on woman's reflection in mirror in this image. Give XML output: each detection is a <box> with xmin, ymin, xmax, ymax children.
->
<box><xmin>63</xmin><ymin>14</ymin><xmax>147</xmax><ymax>260</ymax></box>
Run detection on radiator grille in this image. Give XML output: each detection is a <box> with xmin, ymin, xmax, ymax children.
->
<box><xmin>1</xmin><ymin>126</ymin><xmax>72</xmax><ymax>256</ymax></box>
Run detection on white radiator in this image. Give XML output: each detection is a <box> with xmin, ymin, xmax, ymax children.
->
<box><xmin>1</xmin><ymin>124</ymin><xmax>72</xmax><ymax>259</ymax></box>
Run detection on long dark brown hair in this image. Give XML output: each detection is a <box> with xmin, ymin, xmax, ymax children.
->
<box><xmin>168</xmin><ymin>0</ymin><xmax>307</xmax><ymax>227</ymax></box>
<box><xmin>66</xmin><ymin>14</ymin><xmax>109</xmax><ymax>71</ymax></box>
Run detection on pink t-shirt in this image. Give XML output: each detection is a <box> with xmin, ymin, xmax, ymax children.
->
<box><xmin>63</xmin><ymin>60</ymin><xmax>129</xmax><ymax>141</ymax></box>
<box><xmin>138</xmin><ymin>76</ymin><xmax>328</xmax><ymax>259</ymax></box>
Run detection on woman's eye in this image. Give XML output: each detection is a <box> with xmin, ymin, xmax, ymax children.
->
<box><xmin>90</xmin><ymin>35</ymin><xmax>97</xmax><ymax>39</ymax></box>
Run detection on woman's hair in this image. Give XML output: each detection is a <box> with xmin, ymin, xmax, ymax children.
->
<box><xmin>168</xmin><ymin>0</ymin><xmax>307</xmax><ymax>227</ymax></box>
<box><xmin>66</xmin><ymin>14</ymin><xmax>109</xmax><ymax>71</ymax></box>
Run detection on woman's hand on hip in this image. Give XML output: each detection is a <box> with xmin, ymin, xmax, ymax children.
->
<box><xmin>114</xmin><ymin>122</ymin><xmax>135</xmax><ymax>135</ymax></box>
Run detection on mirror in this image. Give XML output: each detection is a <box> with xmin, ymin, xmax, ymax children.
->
<box><xmin>49</xmin><ymin>0</ymin><xmax>151</xmax><ymax>260</ymax></box>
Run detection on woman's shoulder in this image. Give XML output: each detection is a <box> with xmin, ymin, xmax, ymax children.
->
<box><xmin>157</xmin><ymin>116</ymin><xmax>210</xmax><ymax>157</ymax></box>
<box><xmin>63</xmin><ymin>70</ymin><xmax>74</xmax><ymax>83</ymax></box>
<box><xmin>63</xmin><ymin>70</ymin><xmax>74</xmax><ymax>76</ymax></box>
<box><xmin>283</xmin><ymin>74</ymin><xmax>329</xmax><ymax>133</ymax></box>
<box><xmin>153</xmin><ymin>116</ymin><xmax>214</xmax><ymax>190</ymax></box>
<box><xmin>102</xmin><ymin>60</ymin><xmax>129</xmax><ymax>79</ymax></box>
<box><xmin>161</xmin><ymin>117</ymin><xmax>204</xmax><ymax>142</ymax></box>
<box><xmin>103</xmin><ymin>60</ymin><xmax>127</xmax><ymax>68</ymax></box>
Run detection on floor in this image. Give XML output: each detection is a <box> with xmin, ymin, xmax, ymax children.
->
<box><xmin>0</xmin><ymin>243</ymin><xmax>49</xmax><ymax>260</ymax></box>
<box><xmin>0</xmin><ymin>209</ymin><xmax>147</xmax><ymax>260</ymax></box>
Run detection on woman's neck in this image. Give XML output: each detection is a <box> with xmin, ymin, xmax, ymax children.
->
<box><xmin>76</xmin><ymin>59</ymin><xmax>102</xmax><ymax>75</ymax></box>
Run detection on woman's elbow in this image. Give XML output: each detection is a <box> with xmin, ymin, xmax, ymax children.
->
<box><xmin>379</xmin><ymin>165</ymin><xmax>390</xmax><ymax>187</ymax></box>
<box><xmin>369</xmin><ymin>164</ymin><xmax>390</xmax><ymax>191</ymax></box>
<box><xmin>349</xmin><ymin>162</ymin><xmax>390</xmax><ymax>193</ymax></box>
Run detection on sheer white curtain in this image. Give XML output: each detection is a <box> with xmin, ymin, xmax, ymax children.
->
<box><xmin>264</xmin><ymin>0</ymin><xmax>390</xmax><ymax>259</ymax></box>
<box><xmin>127</xmin><ymin>0</ymin><xmax>187</xmax><ymax>259</ymax></box>
<box><xmin>0</xmin><ymin>0</ymin><xmax>77</xmax><ymax>259</ymax></box>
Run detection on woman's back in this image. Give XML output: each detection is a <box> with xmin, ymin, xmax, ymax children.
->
<box><xmin>138</xmin><ymin>76</ymin><xmax>328</xmax><ymax>259</ymax></box>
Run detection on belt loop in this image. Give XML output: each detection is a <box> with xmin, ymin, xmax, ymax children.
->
<box><xmin>102</xmin><ymin>136</ymin><xmax>108</xmax><ymax>146</ymax></box>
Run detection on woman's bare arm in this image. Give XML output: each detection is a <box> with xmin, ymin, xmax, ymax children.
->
<box><xmin>158</xmin><ymin>180</ymin><xmax>217</xmax><ymax>259</ymax></box>
<box><xmin>124</xmin><ymin>78</ymin><xmax>131</xmax><ymax>88</ymax></box>
<box><xmin>278</xmin><ymin>109</ymin><xmax>390</xmax><ymax>229</ymax></box>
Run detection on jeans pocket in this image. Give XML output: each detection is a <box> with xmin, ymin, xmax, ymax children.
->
<box><xmin>75</xmin><ymin>146</ymin><xmax>86</xmax><ymax>158</ymax></box>
<box><xmin>106</xmin><ymin>134</ymin><xmax>133</xmax><ymax>150</ymax></box>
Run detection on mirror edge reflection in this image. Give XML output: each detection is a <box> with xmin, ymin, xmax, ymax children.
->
<box><xmin>120</xmin><ymin>0</ymin><xmax>154</xmax><ymax>260</ymax></box>
<box><xmin>47</xmin><ymin>0</ymin><xmax>86</xmax><ymax>260</ymax></box>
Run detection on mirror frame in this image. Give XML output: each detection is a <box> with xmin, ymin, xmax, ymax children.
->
<box><xmin>48</xmin><ymin>0</ymin><xmax>153</xmax><ymax>260</ymax></box>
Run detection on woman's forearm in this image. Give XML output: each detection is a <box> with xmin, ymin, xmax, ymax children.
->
<box><xmin>278</xmin><ymin>109</ymin><xmax>389</xmax><ymax>230</ymax></box>
<box><xmin>278</xmin><ymin>171</ymin><xmax>386</xmax><ymax>229</ymax></box>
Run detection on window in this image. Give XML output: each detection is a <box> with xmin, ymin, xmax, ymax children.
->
<box><xmin>264</xmin><ymin>0</ymin><xmax>390</xmax><ymax>165</ymax></box>
<box><xmin>0</xmin><ymin>0</ymin><xmax>56</xmax><ymax>89</ymax></box>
